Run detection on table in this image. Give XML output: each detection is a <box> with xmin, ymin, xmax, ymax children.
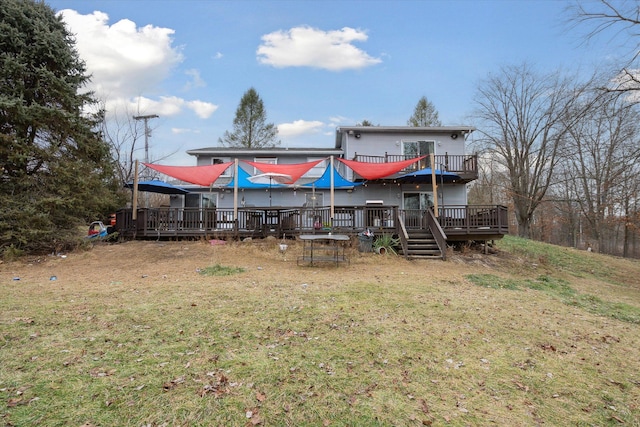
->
<box><xmin>297</xmin><ymin>234</ymin><xmax>350</xmax><ymax>266</ymax></box>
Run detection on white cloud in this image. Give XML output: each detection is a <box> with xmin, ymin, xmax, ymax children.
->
<box><xmin>278</xmin><ymin>120</ymin><xmax>325</xmax><ymax>137</ymax></box>
<box><xmin>117</xmin><ymin>96</ymin><xmax>216</xmax><ymax>119</ymax></box>
<box><xmin>58</xmin><ymin>10</ymin><xmax>183</xmax><ymax>98</ymax></box>
<box><xmin>172</xmin><ymin>128</ymin><xmax>201</xmax><ymax>135</ymax></box>
<box><xmin>184</xmin><ymin>69</ymin><xmax>206</xmax><ymax>91</ymax></box>
<box><xmin>186</xmin><ymin>100</ymin><xmax>218</xmax><ymax>118</ymax></box>
<box><xmin>58</xmin><ymin>10</ymin><xmax>218</xmax><ymax>121</ymax></box>
<box><xmin>257</xmin><ymin>26</ymin><xmax>382</xmax><ymax>71</ymax></box>
<box><xmin>214</xmin><ymin>52</ymin><xmax>223</xmax><ymax>59</ymax></box>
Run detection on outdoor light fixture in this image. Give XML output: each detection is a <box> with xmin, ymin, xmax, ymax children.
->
<box><xmin>451</xmin><ymin>133</ymin><xmax>458</xmax><ymax>139</ymax></box>
<box><xmin>355</xmin><ymin>133</ymin><xmax>361</xmax><ymax>138</ymax></box>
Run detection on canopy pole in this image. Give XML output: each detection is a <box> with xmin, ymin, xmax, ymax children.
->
<box><xmin>233</xmin><ymin>158</ymin><xmax>239</xmax><ymax>223</ymax></box>
<box><xmin>330</xmin><ymin>156</ymin><xmax>335</xmax><ymax>228</ymax></box>
<box><xmin>132</xmin><ymin>160</ymin><xmax>139</xmax><ymax>221</ymax></box>
<box><xmin>430</xmin><ymin>153</ymin><xmax>438</xmax><ymax>217</ymax></box>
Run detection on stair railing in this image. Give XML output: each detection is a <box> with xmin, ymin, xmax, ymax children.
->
<box><xmin>425</xmin><ymin>208</ymin><xmax>448</xmax><ymax>261</ymax></box>
<box><xmin>396</xmin><ymin>211</ymin><xmax>409</xmax><ymax>259</ymax></box>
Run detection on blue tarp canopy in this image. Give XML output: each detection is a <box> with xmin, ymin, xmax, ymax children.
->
<box><xmin>302</xmin><ymin>166</ymin><xmax>362</xmax><ymax>189</ymax></box>
<box><xmin>226</xmin><ymin>167</ymin><xmax>285</xmax><ymax>189</ymax></box>
<box><xmin>124</xmin><ymin>179</ymin><xmax>190</xmax><ymax>194</ymax></box>
<box><xmin>396</xmin><ymin>168</ymin><xmax>461</xmax><ymax>184</ymax></box>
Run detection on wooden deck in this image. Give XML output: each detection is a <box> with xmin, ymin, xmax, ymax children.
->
<box><xmin>115</xmin><ymin>205</ymin><xmax>508</xmax><ymax>243</ymax></box>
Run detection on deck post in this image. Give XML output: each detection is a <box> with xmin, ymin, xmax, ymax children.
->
<box><xmin>132</xmin><ymin>160</ymin><xmax>139</xmax><ymax>222</ymax></box>
<box><xmin>430</xmin><ymin>153</ymin><xmax>439</xmax><ymax>217</ymax></box>
<box><xmin>233</xmin><ymin>158</ymin><xmax>239</xmax><ymax>233</ymax></box>
<box><xmin>330</xmin><ymin>155</ymin><xmax>335</xmax><ymax>228</ymax></box>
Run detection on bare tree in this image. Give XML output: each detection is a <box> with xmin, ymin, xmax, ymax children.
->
<box><xmin>561</xmin><ymin>91</ymin><xmax>640</xmax><ymax>254</ymax></box>
<box><xmin>99</xmin><ymin>101</ymin><xmax>176</xmax><ymax>185</ymax></box>
<box><xmin>473</xmin><ymin>63</ymin><xmax>588</xmax><ymax>238</ymax></box>
<box><xmin>98</xmin><ymin>102</ymin><xmax>142</xmax><ymax>186</ymax></box>
<box><xmin>567</xmin><ymin>0</ymin><xmax>640</xmax><ymax>93</ymax></box>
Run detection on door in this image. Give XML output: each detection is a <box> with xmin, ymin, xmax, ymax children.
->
<box><xmin>183</xmin><ymin>193</ymin><xmax>201</xmax><ymax>228</ymax></box>
<box><xmin>403</xmin><ymin>140</ymin><xmax>434</xmax><ymax>170</ymax></box>
<box><xmin>403</xmin><ymin>192</ymin><xmax>434</xmax><ymax>227</ymax></box>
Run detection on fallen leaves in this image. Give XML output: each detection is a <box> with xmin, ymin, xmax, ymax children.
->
<box><xmin>7</xmin><ymin>396</ymin><xmax>39</xmax><ymax>407</ymax></box>
<box><xmin>200</xmin><ymin>371</ymin><xmax>230</xmax><ymax>398</ymax></box>
<box><xmin>245</xmin><ymin>407</ymin><xmax>262</xmax><ymax>425</ymax></box>
<box><xmin>89</xmin><ymin>368</ymin><xmax>116</xmax><ymax>378</ymax></box>
<box><xmin>162</xmin><ymin>376</ymin><xmax>185</xmax><ymax>392</ymax></box>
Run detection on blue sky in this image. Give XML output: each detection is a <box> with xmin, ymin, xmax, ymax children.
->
<box><xmin>46</xmin><ymin>0</ymin><xmax>623</xmax><ymax>165</ymax></box>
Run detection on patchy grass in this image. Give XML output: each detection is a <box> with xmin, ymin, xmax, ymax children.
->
<box><xmin>467</xmin><ymin>273</ymin><xmax>640</xmax><ymax>324</ymax></box>
<box><xmin>1</xmin><ymin>237</ymin><xmax>639</xmax><ymax>426</ymax></box>
<box><xmin>198</xmin><ymin>264</ymin><xmax>245</xmax><ymax>276</ymax></box>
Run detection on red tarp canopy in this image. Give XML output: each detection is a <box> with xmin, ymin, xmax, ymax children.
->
<box><xmin>337</xmin><ymin>156</ymin><xmax>426</xmax><ymax>180</ymax></box>
<box><xmin>143</xmin><ymin>162</ymin><xmax>234</xmax><ymax>187</ymax></box>
<box><xmin>243</xmin><ymin>159</ymin><xmax>325</xmax><ymax>184</ymax></box>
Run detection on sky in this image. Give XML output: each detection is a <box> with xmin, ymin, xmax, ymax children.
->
<box><xmin>45</xmin><ymin>0</ymin><xmax>628</xmax><ymax>165</ymax></box>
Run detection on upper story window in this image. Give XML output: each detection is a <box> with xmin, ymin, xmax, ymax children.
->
<box><xmin>212</xmin><ymin>158</ymin><xmax>231</xmax><ymax>177</ymax></box>
<box><xmin>403</xmin><ymin>140</ymin><xmax>434</xmax><ymax>170</ymax></box>
<box><xmin>306</xmin><ymin>157</ymin><xmax>327</xmax><ymax>178</ymax></box>
<box><xmin>253</xmin><ymin>157</ymin><xmax>277</xmax><ymax>174</ymax></box>
<box><xmin>403</xmin><ymin>140</ymin><xmax>434</xmax><ymax>158</ymax></box>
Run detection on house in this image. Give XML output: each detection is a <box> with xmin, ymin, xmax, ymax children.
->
<box><xmin>181</xmin><ymin>126</ymin><xmax>475</xmax><ymax>211</ymax></box>
<box><xmin>117</xmin><ymin>126</ymin><xmax>508</xmax><ymax>258</ymax></box>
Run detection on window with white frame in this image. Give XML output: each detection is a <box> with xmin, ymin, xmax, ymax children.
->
<box><xmin>253</xmin><ymin>157</ymin><xmax>277</xmax><ymax>174</ymax></box>
<box><xmin>212</xmin><ymin>158</ymin><xmax>231</xmax><ymax>177</ymax></box>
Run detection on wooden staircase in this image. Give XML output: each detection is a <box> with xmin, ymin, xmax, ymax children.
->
<box><xmin>399</xmin><ymin>229</ymin><xmax>444</xmax><ymax>260</ymax></box>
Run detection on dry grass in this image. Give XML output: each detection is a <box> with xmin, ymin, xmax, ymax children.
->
<box><xmin>1</xmin><ymin>236</ymin><xmax>639</xmax><ymax>426</ymax></box>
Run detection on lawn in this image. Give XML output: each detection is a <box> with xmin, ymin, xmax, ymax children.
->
<box><xmin>1</xmin><ymin>236</ymin><xmax>638</xmax><ymax>426</ymax></box>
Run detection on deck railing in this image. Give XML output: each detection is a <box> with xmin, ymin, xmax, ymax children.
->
<box><xmin>351</xmin><ymin>153</ymin><xmax>477</xmax><ymax>177</ymax></box>
<box><xmin>116</xmin><ymin>204</ymin><xmax>508</xmax><ymax>240</ymax></box>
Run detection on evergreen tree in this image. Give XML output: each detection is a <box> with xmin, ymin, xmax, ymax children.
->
<box><xmin>407</xmin><ymin>96</ymin><xmax>442</xmax><ymax>127</ymax></box>
<box><xmin>219</xmin><ymin>87</ymin><xmax>279</xmax><ymax>148</ymax></box>
<box><xmin>0</xmin><ymin>0</ymin><xmax>123</xmax><ymax>254</ymax></box>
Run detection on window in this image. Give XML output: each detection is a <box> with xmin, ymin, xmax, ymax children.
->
<box><xmin>305</xmin><ymin>192</ymin><xmax>323</xmax><ymax>208</ymax></box>
<box><xmin>253</xmin><ymin>157</ymin><xmax>277</xmax><ymax>174</ymax></box>
<box><xmin>402</xmin><ymin>140</ymin><xmax>434</xmax><ymax>170</ymax></box>
<box><xmin>186</xmin><ymin>193</ymin><xmax>217</xmax><ymax>208</ymax></box>
<box><xmin>403</xmin><ymin>192</ymin><xmax>434</xmax><ymax>210</ymax></box>
<box><xmin>202</xmin><ymin>193</ymin><xmax>217</xmax><ymax>208</ymax></box>
<box><xmin>212</xmin><ymin>158</ymin><xmax>231</xmax><ymax>177</ymax></box>
<box><xmin>306</xmin><ymin>157</ymin><xmax>327</xmax><ymax>178</ymax></box>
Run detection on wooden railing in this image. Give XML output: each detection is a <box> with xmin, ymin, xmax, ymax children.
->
<box><xmin>352</xmin><ymin>153</ymin><xmax>477</xmax><ymax>177</ymax></box>
<box><xmin>116</xmin><ymin>204</ymin><xmax>508</xmax><ymax>240</ymax></box>
<box><xmin>396</xmin><ymin>211</ymin><xmax>409</xmax><ymax>258</ymax></box>
<box><xmin>437</xmin><ymin>205</ymin><xmax>509</xmax><ymax>234</ymax></box>
<box><xmin>425</xmin><ymin>208</ymin><xmax>448</xmax><ymax>261</ymax></box>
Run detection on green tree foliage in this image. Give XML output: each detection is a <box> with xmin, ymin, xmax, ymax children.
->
<box><xmin>219</xmin><ymin>87</ymin><xmax>279</xmax><ymax>148</ymax></box>
<box><xmin>407</xmin><ymin>96</ymin><xmax>442</xmax><ymax>127</ymax></box>
<box><xmin>0</xmin><ymin>0</ymin><xmax>123</xmax><ymax>254</ymax></box>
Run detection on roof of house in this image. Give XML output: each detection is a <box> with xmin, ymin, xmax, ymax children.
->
<box><xmin>186</xmin><ymin>146</ymin><xmax>343</xmax><ymax>157</ymax></box>
<box><xmin>335</xmin><ymin>125</ymin><xmax>476</xmax><ymax>148</ymax></box>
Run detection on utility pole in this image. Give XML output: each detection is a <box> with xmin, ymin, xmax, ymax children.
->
<box><xmin>133</xmin><ymin>114</ymin><xmax>159</xmax><ymax>169</ymax></box>
<box><xmin>133</xmin><ymin>114</ymin><xmax>158</xmax><ymax>208</ymax></box>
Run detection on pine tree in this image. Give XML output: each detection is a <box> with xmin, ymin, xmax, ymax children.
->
<box><xmin>0</xmin><ymin>0</ymin><xmax>123</xmax><ymax>254</ymax></box>
<box><xmin>407</xmin><ymin>96</ymin><xmax>442</xmax><ymax>127</ymax></box>
<box><xmin>219</xmin><ymin>88</ymin><xmax>279</xmax><ymax>148</ymax></box>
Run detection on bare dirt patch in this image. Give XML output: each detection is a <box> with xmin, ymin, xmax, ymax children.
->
<box><xmin>3</xmin><ymin>238</ymin><xmax>503</xmax><ymax>288</ymax></box>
